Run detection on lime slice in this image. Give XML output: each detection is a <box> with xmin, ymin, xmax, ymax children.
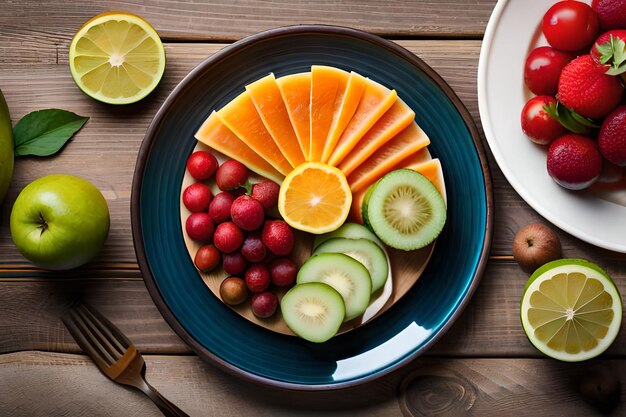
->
<box><xmin>520</xmin><ymin>259</ymin><xmax>622</xmax><ymax>362</ymax></box>
<box><xmin>69</xmin><ymin>12</ymin><xmax>166</xmax><ymax>105</ymax></box>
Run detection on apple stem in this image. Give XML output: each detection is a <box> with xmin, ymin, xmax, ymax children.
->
<box><xmin>38</xmin><ymin>212</ymin><xmax>48</xmax><ymax>235</ymax></box>
<box><xmin>526</xmin><ymin>238</ymin><xmax>534</xmax><ymax>247</ymax></box>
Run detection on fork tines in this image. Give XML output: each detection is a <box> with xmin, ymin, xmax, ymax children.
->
<box><xmin>63</xmin><ymin>304</ymin><xmax>132</xmax><ymax>370</ymax></box>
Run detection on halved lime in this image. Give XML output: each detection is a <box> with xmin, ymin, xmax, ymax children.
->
<box><xmin>69</xmin><ymin>12</ymin><xmax>166</xmax><ymax>105</ymax></box>
<box><xmin>520</xmin><ymin>259</ymin><xmax>622</xmax><ymax>362</ymax></box>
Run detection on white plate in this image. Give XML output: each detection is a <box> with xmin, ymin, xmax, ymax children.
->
<box><xmin>478</xmin><ymin>0</ymin><xmax>626</xmax><ymax>253</ymax></box>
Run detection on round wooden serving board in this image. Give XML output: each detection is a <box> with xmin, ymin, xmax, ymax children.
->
<box><xmin>180</xmin><ymin>143</ymin><xmax>437</xmax><ymax>336</ymax></box>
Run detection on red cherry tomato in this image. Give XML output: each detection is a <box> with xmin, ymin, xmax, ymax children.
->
<box><xmin>521</xmin><ymin>96</ymin><xmax>565</xmax><ymax>145</ymax></box>
<box><xmin>194</xmin><ymin>244</ymin><xmax>221</xmax><ymax>272</ymax></box>
<box><xmin>542</xmin><ymin>1</ymin><xmax>600</xmax><ymax>51</ymax></box>
<box><xmin>524</xmin><ymin>46</ymin><xmax>573</xmax><ymax>96</ymax></box>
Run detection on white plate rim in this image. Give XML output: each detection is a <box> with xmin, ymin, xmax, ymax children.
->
<box><xmin>478</xmin><ymin>0</ymin><xmax>626</xmax><ymax>253</ymax></box>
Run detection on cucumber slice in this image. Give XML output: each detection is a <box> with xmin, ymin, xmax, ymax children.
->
<box><xmin>313</xmin><ymin>222</ymin><xmax>383</xmax><ymax>250</ymax></box>
<box><xmin>297</xmin><ymin>253</ymin><xmax>371</xmax><ymax>321</ymax></box>
<box><xmin>281</xmin><ymin>282</ymin><xmax>345</xmax><ymax>343</ymax></box>
<box><xmin>362</xmin><ymin>169</ymin><xmax>446</xmax><ymax>251</ymax></box>
<box><xmin>313</xmin><ymin>238</ymin><xmax>388</xmax><ymax>294</ymax></box>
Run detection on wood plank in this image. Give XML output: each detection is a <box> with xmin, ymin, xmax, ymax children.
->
<box><xmin>0</xmin><ymin>279</ymin><xmax>187</xmax><ymax>354</ymax></box>
<box><xmin>0</xmin><ymin>351</ymin><xmax>623</xmax><ymax>416</ymax></box>
<box><xmin>1</xmin><ymin>262</ymin><xmax>624</xmax><ymax>356</ymax></box>
<box><xmin>0</xmin><ymin>0</ymin><xmax>496</xmax><ymax>65</ymax></box>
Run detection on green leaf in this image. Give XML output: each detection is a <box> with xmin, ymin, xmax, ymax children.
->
<box><xmin>570</xmin><ymin>110</ymin><xmax>600</xmax><ymax>129</ymax></box>
<box><xmin>597</xmin><ymin>41</ymin><xmax>614</xmax><ymax>64</ymax></box>
<box><xmin>13</xmin><ymin>109</ymin><xmax>89</xmax><ymax>157</ymax></box>
<box><xmin>599</xmin><ymin>35</ymin><xmax>626</xmax><ymax>76</ymax></box>
<box><xmin>543</xmin><ymin>101</ymin><xmax>598</xmax><ymax>134</ymax></box>
<box><xmin>611</xmin><ymin>36</ymin><xmax>626</xmax><ymax>66</ymax></box>
<box><xmin>243</xmin><ymin>180</ymin><xmax>254</xmax><ymax>195</ymax></box>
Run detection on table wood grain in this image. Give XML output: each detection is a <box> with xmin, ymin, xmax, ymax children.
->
<box><xmin>1</xmin><ymin>1</ymin><xmax>625</xmax><ymax>416</ymax></box>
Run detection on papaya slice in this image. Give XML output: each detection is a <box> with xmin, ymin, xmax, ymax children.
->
<box><xmin>216</xmin><ymin>90</ymin><xmax>292</xmax><ymax>175</ymax></box>
<box><xmin>346</xmin><ymin>122</ymin><xmax>430</xmax><ymax>193</ymax></box>
<box><xmin>328</xmin><ymin>79</ymin><xmax>397</xmax><ymax>167</ymax></box>
<box><xmin>195</xmin><ymin>111</ymin><xmax>284</xmax><ymax>184</ymax></box>
<box><xmin>321</xmin><ymin>71</ymin><xmax>367</xmax><ymax>163</ymax></box>
<box><xmin>246</xmin><ymin>74</ymin><xmax>305</xmax><ymax>168</ymax></box>
<box><xmin>337</xmin><ymin>98</ymin><xmax>414</xmax><ymax>176</ymax></box>
<box><xmin>276</xmin><ymin>72</ymin><xmax>312</xmax><ymax>160</ymax></box>
<box><xmin>309</xmin><ymin>65</ymin><xmax>350</xmax><ymax>162</ymax></box>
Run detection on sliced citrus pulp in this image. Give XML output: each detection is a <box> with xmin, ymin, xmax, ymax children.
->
<box><xmin>69</xmin><ymin>12</ymin><xmax>165</xmax><ymax>105</ymax></box>
<box><xmin>520</xmin><ymin>259</ymin><xmax>622</xmax><ymax>362</ymax></box>
<box><xmin>278</xmin><ymin>162</ymin><xmax>352</xmax><ymax>234</ymax></box>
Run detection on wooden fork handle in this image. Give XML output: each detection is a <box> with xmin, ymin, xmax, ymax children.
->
<box><xmin>136</xmin><ymin>378</ymin><xmax>190</xmax><ymax>417</ymax></box>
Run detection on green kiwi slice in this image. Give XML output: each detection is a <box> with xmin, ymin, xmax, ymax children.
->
<box><xmin>296</xmin><ymin>253</ymin><xmax>371</xmax><ymax>321</ymax></box>
<box><xmin>281</xmin><ymin>282</ymin><xmax>345</xmax><ymax>343</ymax></box>
<box><xmin>362</xmin><ymin>169</ymin><xmax>446</xmax><ymax>250</ymax></box>
<box><xmin>312</xmin><ymin>222</ymin><xmax>384</xmax><ymax>250</ymax></box>
<box><xmin>313</xmin><ymin>238</ymin><xmax>388</xmax><ymax>294</ymax></box>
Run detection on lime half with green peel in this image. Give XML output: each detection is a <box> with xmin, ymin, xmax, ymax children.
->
<box><xmin>69</xmin><ymin>12</ymin><xmax>166</xmax><ymax>105</ymax></box>
<box><xmin>520</xmin><ymin>259</ymin><xmax>622</xmax><ymax>362</ymax></box>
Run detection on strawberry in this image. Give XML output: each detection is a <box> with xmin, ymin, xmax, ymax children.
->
<box><xmin>598</xmin><ymin>105</ymin><xmax>626</xmax><ymax>166</ymax></box>
<box><xmin>590</xmin><ymin>30</ymin><xmax>626</xmax><ymax>76</ymax></box>
<box><xmin>592</xmin><ymin>0</ymin><xmax>626</xmax><ymax>31</ymax></box>
<box><xmin>547</xmin><ymin>134</ymin><xmax>602</xmax><ymax>190</ymax></box>
<box><xmin>557</xmin><ymin>55</ymin><xmax>624</xmax><ymax>119</ymax></box>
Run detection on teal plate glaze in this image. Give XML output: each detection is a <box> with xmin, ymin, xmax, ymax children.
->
<box><xmin>132</xmin><ymin>26</ymin><xmax>493</xmax><ymax>390</ymax></box>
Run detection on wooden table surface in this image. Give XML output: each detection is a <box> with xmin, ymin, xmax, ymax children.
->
<box><xmin>1</xmin><ymin>1</ymin><xmax>625</xmax><ymax>416</ymax></box>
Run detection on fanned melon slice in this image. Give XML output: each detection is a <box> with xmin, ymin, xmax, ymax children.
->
<box><xmin>276</xmin><ymin>72</ymin><xmax>312</xmax><ymax>160</ymax></box>
<box><xmin>337</xmin><ymin>98</ymin><xmax>415</xmax><ymax>176</ymax></box>
<box><xmin>195</xmin><ymin>111</ymin><xmax>284</xmax><ymax>184</ymax></box>
<box><xmin>328</xmin><ymin>79</ymin><xmax>398</xmax><ymax>166</ymax></box>
<box><xmin>321</xmin><ymin>71</ymin><xmax>367</xmax><ymax>163</ymax></box>
<box><xmin>216</xmin><ymin>90</ymin><xmax>292</xmax><ymax>175</ymax></box>
<box><xmin>246</xmin><ymin>74</ymin><xmax>305</xmax><ymax>168</ymax></box>
<box><xmin>309</xmin><ymin>66</ymin><xmax>350</xmax><ymax>162</ymax></box>
<box><xmin>346</xmin><ymin>122</ymin><xmax>430</xmax><ymax>193</ymax></box>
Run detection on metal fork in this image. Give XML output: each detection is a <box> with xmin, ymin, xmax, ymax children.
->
<box><xmin>62</xmin><ymin>304</ymin><xmax>190</xmax><ymax>417</ymax></box>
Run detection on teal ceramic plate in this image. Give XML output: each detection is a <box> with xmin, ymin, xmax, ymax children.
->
<box><xmin>132</xmin><ymin>26</ymin><xmax>493</xmax><ymax>390</ymax></box>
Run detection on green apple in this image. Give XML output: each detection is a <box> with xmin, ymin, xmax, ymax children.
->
<box><xmin>10</xmin><ymin>174</ymin><xmax>110</xmax><ymax>270</ymax></box>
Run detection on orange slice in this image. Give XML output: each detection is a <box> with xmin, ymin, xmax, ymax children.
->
<box><xmin>276</xmin><ymin>72</ymin><xmax>312</xmax><ymax>159</ymax></box>
<box><xmin>246</xmin><ymin>73</ymin><xmax>306</xmax><ymax>168</ymax></box>
<box><xmin>278</xmin><ymin>162</ymin><xmax>352</xmax><ymax>234</ymax></box>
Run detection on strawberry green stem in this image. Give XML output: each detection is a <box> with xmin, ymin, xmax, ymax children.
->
<box><xmin>543</xmin><ymin>101</ymin><xmax>599</xmax><ymax>134</ymax></box>
<box><xmin>597</xmin><ymin>35</ymin><xmax>626</xmax><ymax>76</ymax></box>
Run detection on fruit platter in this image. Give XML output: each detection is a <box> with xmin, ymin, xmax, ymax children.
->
<box><xmin>132</xmin><ymin>26</ymin><xmax>492</xmax><ymax>387</ymax></box>
<box><xmin>180</xmin><ymin>65</ymin><xmax>447</xmax><ymax>340</ymax></box>
<box><xmin>479</xmin><ymin>0</ymin><xmax>626</xmax><ymax>252</ymax></box>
